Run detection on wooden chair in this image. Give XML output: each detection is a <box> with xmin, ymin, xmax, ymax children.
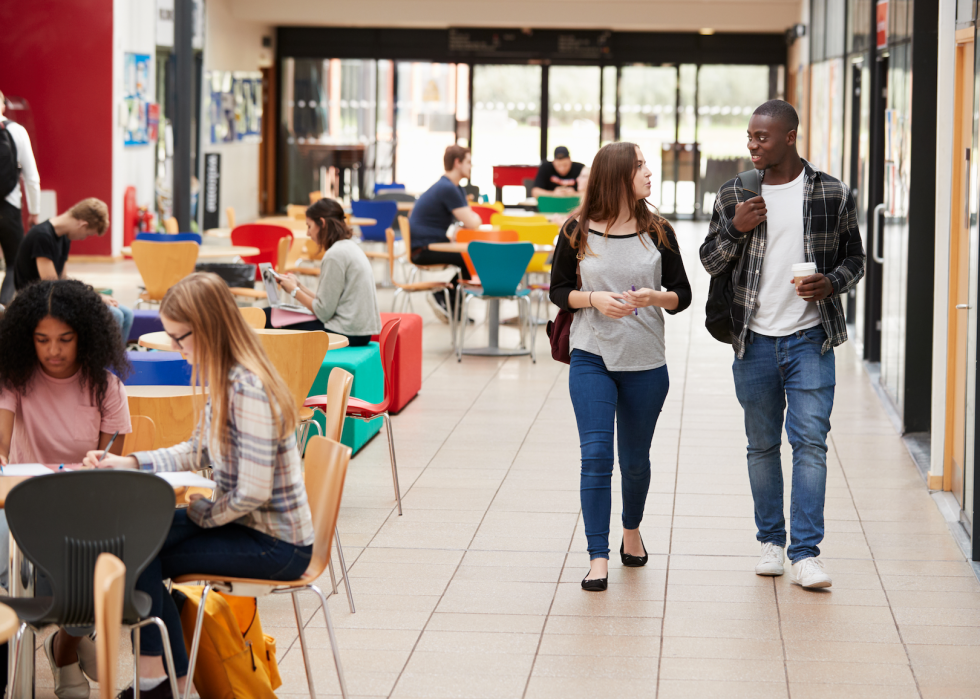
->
<box><xmin>94</xmin><ymin>553</ymin><xmax>125</xmax><ymax>699</ymax></box>
<box><xmin>239</xmin><ymin>306</ymin><xmax>265</xmax><ymax>328</ymax></box>
<box><xmin>309</xmin><ymin>190</ymin><xmax>323</xmax><ymax>205</ymax></box>
<box><xmin>126</xmin><ymin>387</ymin><xmax>201</xmax><ymax>450</ymax></box>
<box><xmin>122</xmin><ymin>415</ymin><xmax>156</xmax><ymax>454</ymax></box>
<box><xmin>175</xmin><ymin>436</ymin><xmax>352</xmax><ymax>699</ymax></box>
<box><xmin>256</xmin><ymin>330</ymin><xmax>331</xmax><ymax>448</ymax></box>
<box><xmin>225</xmin><ymin>206</ymin><xmax>236</xmax><ymax>229</ymax></box>
<box><xmin>398</xmin><ymin>217</ymin><xmax>452</xmax><ymax>286</ymax></box>
<box><xmin>163</xmin><ymin>216</ymin><xmax>179</xmax><ymax>233</ymax></box>
<box><xmin>0</xmin><ymin>603</ymin><xmax>19</xmax><ymax>644</ymax></box>
<box><xmin>283</xmin><ymin>238</ymin><xmax>324</xmax><ymax>276</ymax></box>
<box><xmin>131</xmin><ymin>240</ymin><xmax>199</xmax><ymax>307</ymax></box>
<box><xmin>385</xmin><ymin>228</ymin><xmax>456</xmax><ymax>345</ymax></box>
<box><xmin>286</xmin><ymin>204</ymin><xmax>307</xmax><ymax>221</ymax></box>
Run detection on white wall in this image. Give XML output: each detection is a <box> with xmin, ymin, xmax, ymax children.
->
<box><xmin>112</xmin><ymin>0</ymin><xmax>158</xmax><ymax>255</ymax></box>
<box><xmin>202</xmin><ymin>0</ymin><xmax>272</xmax><ymax>227</ymax></box>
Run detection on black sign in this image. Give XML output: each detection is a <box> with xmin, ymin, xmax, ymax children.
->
<box><xmin>203</xmin><ymin>153</ymin><xmax>221</xmax><ymax>230</ymax></box>
<box><xmin>447</xmin><ymin>28</ymin><xmax>612</xmax><ymax>61</ymax></box>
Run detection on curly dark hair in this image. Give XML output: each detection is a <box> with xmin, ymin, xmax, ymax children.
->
<box><xmin>0</xmin><ymin>280</ymin><xmax>131</xmax><ymax>411</ymax></box>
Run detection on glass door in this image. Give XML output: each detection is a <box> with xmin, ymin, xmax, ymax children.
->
<box><xmin>618</xmin><ymin>65</ymin><xmax>677</xmax><ymax>211</ymax></box>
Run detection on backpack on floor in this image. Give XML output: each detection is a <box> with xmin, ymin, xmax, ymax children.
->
<box><xmin>173</xmin><ymin>584</ymin><xmax>282</xmax><ymax>699</ymax></box>
<box><xmin>0</xmin><ymin>120</ymin><xmax>19</xmax><ymax>200</ymax></box>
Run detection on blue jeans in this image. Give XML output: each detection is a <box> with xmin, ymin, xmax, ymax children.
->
<box><xmin>733</xmin><ymin>326</ymin><xmax>835</xmax><ymax>563</ymax></box>
<box><xmin>137</xmin><ymin>510</ymin><xmax>312</xmax><ymax>677</ymax></box>
<box><xmin>108</xmin><ymin>303</ymin><xmax>134</xmax><ymax>345</ymax></box>
<box><xmin>568</xmin><ymin>349</ymin><xmax>669</xmax><ymax>560</ymax></box>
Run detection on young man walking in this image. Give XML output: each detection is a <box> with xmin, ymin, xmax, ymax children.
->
<box><xmin>699</xmin><ymin>100</ymin><xmax>865</xmax><ymax>589</ymax></box>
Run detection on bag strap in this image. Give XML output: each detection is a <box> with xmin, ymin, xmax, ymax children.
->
<box><xmin>727</xmin><ymin>169</ymin><xmax>763</xmax><ymax>279</ymax></box>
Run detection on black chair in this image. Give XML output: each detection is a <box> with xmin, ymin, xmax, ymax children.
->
<box><xmin>2</xmin><ymin>470</ymin><xmax>179</xmax><ymax>697</ymax></box>
<box><xmin>373</xmin><ymin>191</ymin><xmax>416</xmax><ymax>203</ymax></box>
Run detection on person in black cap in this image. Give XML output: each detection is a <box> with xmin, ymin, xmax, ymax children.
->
<box><xmin>531</xmin><ymin>146</ymin><xmax>585</xmax><ymax>198</ymax></box>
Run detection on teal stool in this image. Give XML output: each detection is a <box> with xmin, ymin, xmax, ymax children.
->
<box><xmin>308</xmin><ymin>343</ymin><xmax>383</xmax><ymax>453</ymax></box>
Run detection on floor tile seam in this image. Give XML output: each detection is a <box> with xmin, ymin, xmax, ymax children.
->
<box><xmin>773</xmin><ymin>577</ymin><xmax>794</xmax><ymax>698</ymax></box>
<box><xmin>828</xmin><ymin>432</ymin><xmax>924</xmax><ymax>699</ymax></box>
<box><xmin>657</xmin><ymin>284</ymin><xmax>695</xmax><ymax>699</ymax></box>
<box><xmin>393</xmin><ymin>360</ymin><xmax>565</xmax><ymax>699</ymax></box>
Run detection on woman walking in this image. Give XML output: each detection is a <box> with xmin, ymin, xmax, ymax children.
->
<box><xmin>550</xmin><ymin>142</ymin><xmax>691</xmax><ymax>591</ymax></box>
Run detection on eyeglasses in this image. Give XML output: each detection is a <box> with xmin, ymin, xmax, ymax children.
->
<box><xmin>168</xmin><ymin>330</ymin><xmax>193</xmax><ymax>349</ymax></box>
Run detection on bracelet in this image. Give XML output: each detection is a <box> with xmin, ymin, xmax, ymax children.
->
<box><xmin>589</xmin><ymin>291</ymin><xmax>594</xmax><ymax>308</ymax></box>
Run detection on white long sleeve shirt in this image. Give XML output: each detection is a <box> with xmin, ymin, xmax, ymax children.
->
<box><xmin>3</xmin><ymin>120</ymin><xmax>40</xmax><ymax>214</ymax></box>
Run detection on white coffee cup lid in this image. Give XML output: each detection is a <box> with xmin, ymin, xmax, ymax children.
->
<box><xmin>792</xmin><ymin>262</ymin><xmax>817</xmax><ymax>273</ymax></box>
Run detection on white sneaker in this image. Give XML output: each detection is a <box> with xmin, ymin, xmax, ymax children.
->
<box><xmin>791</xmin><ymin>557</ymin><xmax>832</xmax><ymax>589</ymax></box>
<box><xmin>43</xmin><ymin>632</ymin><xmax>90</xmax><ymax>699</ymax></box>
<box><xmin>755</xmin><ymin>542</ymin><xmax>785</xmax><ymax>576</ymax></box>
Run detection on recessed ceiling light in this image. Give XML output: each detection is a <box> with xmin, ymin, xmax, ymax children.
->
<box><xmin>700</xmin><ymin>28</ymin><xmax>715</xmax><ymax>35</ymax></box>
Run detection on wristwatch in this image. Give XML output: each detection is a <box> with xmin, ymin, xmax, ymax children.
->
<box><xmin>290</xmin><ymin>287</ymin><xmax>299</xmax><ymax>298</ymax></box>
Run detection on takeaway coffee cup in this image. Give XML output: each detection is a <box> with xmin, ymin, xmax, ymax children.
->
<box><xmin>793</xmin><ymin>262</ymin><xmax>818</xmax><ymax>298</ymax></box>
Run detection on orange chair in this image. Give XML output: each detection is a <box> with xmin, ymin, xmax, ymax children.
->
<box><xmin>453</xmin><ymin>229</ymin><xmax>519</xmax><ymax>324</ymax></box>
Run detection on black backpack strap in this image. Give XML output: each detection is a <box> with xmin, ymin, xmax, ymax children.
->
<box><xmin>736</xmin><ymin>168</ymin><xmax>763</xmax><ymax>200</ymax></box>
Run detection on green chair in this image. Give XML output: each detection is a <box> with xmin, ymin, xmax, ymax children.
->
<box><xmin>536</xmin><ymin>195</ymin><xmax>581</xmax><ymax>214</ymax></box>
<box><xmin>308</xmin><ymin>344</ymin><xmax>383</xmax><ymax>453</ymax></box>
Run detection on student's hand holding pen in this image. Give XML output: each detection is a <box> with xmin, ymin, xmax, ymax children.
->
<box><xmin>80</xmin><ymin>451</ymin><xmax>138</xmax><ymax>470</ymax></box>
<box><xmin>590</xmin><ymin>291</ymin><xmax>636</xmax><ymax>319</ymax></box>
<box><xmin>623</xmin><ymin>287</ymin><xmax>659</xmax><ymax>307</ymax></box>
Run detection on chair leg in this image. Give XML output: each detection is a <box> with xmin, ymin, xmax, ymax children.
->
<box><xmin>443</xmin><ymin>287</ymin><xmax>455</xmax><ymax>351</ymax></box>
<box><xmin>7</xmin><ymin>622</ymin><xmax>27</xmax><ymax>699</ymax></box>
<box><xmin>390</xmin><ymin>288</ymin><xmax>402</xmax><ymax>313</ymax></box>
<box><xmin>309</xmin><ymin>584</ymin><xmax>349</xmax><ymax>699</ymax></box>
<box><xmin>183</xmin><ymin>583</ymin><xmax>213</xmax><ymax>699</ymax></box>
<box><xmin>134</xmin><ymin>625</ymin><xmax>141</xmax><ymax>699</ymax></box>
<box><xmin>291</xmin><ymin>591</ymin><xmax>318</xmax><ymax>699</ymax></box>
<box><xmin>328</xmin><ymin>555</ymin><xmax>339</xmax><ymax>594</ymax></box>
<box><xmin>526</xmin><ymin>296</ymin><xmax>537</xmax><ymax>363</ymax></box>
<box><xmin>130</xmin><ymin>617</ymin><xmax>180</xmax><ymax>699</ymax></box>
<box><xmin>334</xmin><ymin>528</ymin><xmax>356</xmax><ymax>613</ymax></box>
<box><xmin>382</xmin><ymin>412</ymin><xmax>402</xmax><ymax>516</ymax></box>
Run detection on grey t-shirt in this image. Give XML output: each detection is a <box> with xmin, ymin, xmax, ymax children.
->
<box><xmin>313</xmin><ymin>239</ymin><xmax>382</xmax><ymax>336</ymax></box>
<box><xmin>570</xmin><ymin>231</ymin><xmax>667</xmax><ymax>371</ymax></box>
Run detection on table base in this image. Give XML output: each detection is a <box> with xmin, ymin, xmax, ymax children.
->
<box><xmin>460</xmin><ymin>346</ymin><xmax>531</xmax><ymax>357</ymax></box>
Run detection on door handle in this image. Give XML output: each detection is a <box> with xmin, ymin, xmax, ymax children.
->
<box><xmin>872</xmin><ymin>203</ymin><xmax>886</xmax><ymax>265</ymax></box>
<box><xmin>957</xmin><ymin>304</ymin><xmax>972</xmax><ymax>310</ymax></box>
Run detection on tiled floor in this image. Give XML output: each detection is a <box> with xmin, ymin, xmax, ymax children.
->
<box><xmin>21</xmin><ymin>220</ymin><xmax>980</xmax><ymax>698</ymax></box>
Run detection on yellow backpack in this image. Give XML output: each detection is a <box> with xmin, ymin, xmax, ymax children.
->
<box><xmin>173</xmin><ymin>585</ymin><xmax>282</xmax><ymax>699</ymax></box>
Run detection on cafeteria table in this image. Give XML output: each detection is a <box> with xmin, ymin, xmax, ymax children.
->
<box><xmin>139</xmin><ymin>329</ymin><xmax>350</xmax><ymax>352</ymax></box>
<box><xmin>121</xmin><ymin>245</ymin><xmax>261</xmax><ymax>259</ymax></box>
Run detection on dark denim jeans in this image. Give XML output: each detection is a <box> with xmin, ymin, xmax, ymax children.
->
<box><xmin>733</xmin><ymin>326</ymin><xmax>836</xmax><ymax>563</ymax></box>
<box><xmin>137</xmin><ymin>510</ymin><xmax>312</xmax><ymax>677</ymax></box>
<box><xmin>568</xmin><ymin>349</ymin><xmax>669</xmax><ymax>560</ymax></box>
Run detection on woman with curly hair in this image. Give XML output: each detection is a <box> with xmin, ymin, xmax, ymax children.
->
<box><xmin>0</xmin><ymin>279</ymin><xmax>132</xmax><ymax>698</ymax></box>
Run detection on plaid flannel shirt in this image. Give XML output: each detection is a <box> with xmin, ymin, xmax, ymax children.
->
<box><xmin>699</xmin><ymin>160</ymin><xmax>866</xmax><ymax>359</ymax></box>
<box><xmin>133</xmin><ymin>364</ymin><xmax>315</xmax><ymax>546</ymax></box>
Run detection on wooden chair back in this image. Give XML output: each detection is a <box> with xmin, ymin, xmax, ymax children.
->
<box><xmin>131</xmin><ymin>241</ymin><xmax>199</xmax><ymax>301</ymax></box>
<box><xmin>397</xmin><ymin>216</ymin><xmax>413</xmax><ymax>253</ymax></box>
<box><xmin>126</xmin><ymin>389</ymin><xmax>199</xmax><ymax>449</ymax></box>
<box><xmin>309</xmin><ymin>191</ymin><xmax>322</xmax><ymax>205</ymax></box>
<box><xmin>300</xmin><ymin>437</ymin><xmax>351</xmax><ymax>581</ymax></box>
<box><xmin>257</xmin><ymin>330</ymin><xmax>331</xmax><ymax>414</ymax></box>
<box><xmin>287</xmin><ymin>204</ymin><xmax>307</xmax><ymax>221</ymax></box>
<box><xmin>322</xmin><ymin>368</ymin><xmax>353</xmax><ymax>442</ymax></box>
<box><xmin>122</xmin><ymin>415</ymin><xmax>156</xmax><ymax>455</ymax></box>
<box><xmin>225</xmin><ymin>206</ymin><xmax>236</xmax><ymax>229</ymax></box>
<box><xmin>239</xmin><ymin>306</ymin><xmax>265</xmax><ymax>329</ymax></box>
<box><xmin>94</xmin><ymin>553</ymin><xmax>125</xmax><ymax>699</ymax></box>
<box><xmin>277</xmin><ymin>236</ymin><xmax>292</xmax><ymax>274</ymax></box>
<box><xmin>0</xmin><ymin>604</ymin><xmax>20</xmax><ymax>644</ymax></box>
<box><xmin>163</xmin><ymin>217</ymin><xmax>179</xmax><ymax>233</ymax></box>
<box><xmin>302</xmin><ymin>238</ymin><xmax>324</xmax><ymax>262</ymax></box>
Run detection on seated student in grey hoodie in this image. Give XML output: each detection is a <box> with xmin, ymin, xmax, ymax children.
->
<box><xmin>264</xmin><ymin>198</ymin><xmax>382</xmax><ymax>346</ymax></box>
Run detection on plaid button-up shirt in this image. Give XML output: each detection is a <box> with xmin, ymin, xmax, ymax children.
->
<box><xmin>134</xmin><ymin>364</ymin><xmax>315</xmax><ymax>546</ymax></box>
<box><xmin>699</xmin><ymin>160</ymin><xmax>866</xmax><ymax>359</ymax></box>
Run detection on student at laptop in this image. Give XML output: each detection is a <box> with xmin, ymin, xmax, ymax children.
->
<box><xmin>264</xmin><ymin>198</ymin><xmax>381</xmax><ymax>346</ymax></box>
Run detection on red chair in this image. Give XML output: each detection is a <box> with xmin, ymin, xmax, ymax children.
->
<box><xmin>470</xmin><ymin>205</ymin><xmax>499</xmax><ymax>225</ymax></box>
<box><xmin>230</xmin><ymin>224</ymin><xmax>294</xmax><ymax>280</ymax></box>
<box><xmin>304</xmin><ymin>318</ymin><xmax>404</xmax><ymax>515</ymax></box>
<box><xmin>371</xmin><ymin>313</ymin><xmax>422</xmax><ymax>413</ymax></box>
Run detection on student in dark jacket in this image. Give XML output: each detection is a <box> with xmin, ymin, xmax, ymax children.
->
<box><xmin>550</xmin><ymin>141</ymin><xmax>691</xmax><ymax>592</ymax></box>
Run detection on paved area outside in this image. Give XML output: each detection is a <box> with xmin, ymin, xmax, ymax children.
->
<box><xmin>23</xmin><ymin>220</ymin><xmax>980</xmax><ymax>698</ymax></box>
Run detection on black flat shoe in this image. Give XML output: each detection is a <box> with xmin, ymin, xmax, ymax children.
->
<box><xmin>581</xmin><ymin>575</ymin><xmax>608</xmax><ymax>591</ymax></box>
<box><xmin>620</xmin><ymin>535</ymin><xmax>648</xmax><ymax>567</ymax></box>
<box><xmin>117</xmin><ymin>680</ymin><xmax>175</xmax><ymax>699</ymax></box>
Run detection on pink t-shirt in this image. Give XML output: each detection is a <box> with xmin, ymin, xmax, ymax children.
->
<box><xmin>0</xmin><ymin>369</ymin><xmax>132</xmax><ymax>465</ymax></box>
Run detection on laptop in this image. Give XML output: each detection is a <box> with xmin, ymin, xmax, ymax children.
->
<box><xmin>259</xmin><ymin>263</ymin><xmax>315</xmax><ymax>315</ymax></box>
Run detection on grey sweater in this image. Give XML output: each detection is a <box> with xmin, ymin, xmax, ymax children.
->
<box><xmin>313</xmin><ymin>239</ymin><xmax>382</xmax><ymax>336</ymax></box>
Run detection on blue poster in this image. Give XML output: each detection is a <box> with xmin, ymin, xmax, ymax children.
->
<box><xmin>124</xmin><ymin>53</ymin><xmax>151</xmax><ymax>146</ymax></box>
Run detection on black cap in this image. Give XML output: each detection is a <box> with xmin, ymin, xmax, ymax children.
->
<box><xmin>553</xmin><ymin>146</ymin><xmax>570</xmax><ymax>159</ymax></box>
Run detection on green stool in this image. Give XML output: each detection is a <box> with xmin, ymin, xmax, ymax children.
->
<box><xmin>308</xmin><ymin>343</ymin><xmax>383</xmax><ymax>453</ymax></box>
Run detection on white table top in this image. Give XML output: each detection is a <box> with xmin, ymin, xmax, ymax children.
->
<box><xmin>122</xmin><ymin>245</ymin><xmax>261</xmax><ymax>259</ymax></box>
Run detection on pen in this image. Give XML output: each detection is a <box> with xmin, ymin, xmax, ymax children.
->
<box><xmin>98</xmin><ymin>431</ymin><xmax>120</xmax><ymax>463</ymax></box>
<box><xmin>631</xmin><ymin>286</ymin><xmax>638</xmax><ymax>315</ymax></box>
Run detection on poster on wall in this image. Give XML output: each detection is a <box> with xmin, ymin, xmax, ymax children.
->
<box><xmin>124</xmin><ymin>53</ymin><xmax>152</xmax><ymax>146</ymax></box>
<box><xmin>203</xmin><ymin>153</ymin><xmax>221</xmax><ymax>230</ymax></box>
<box><xmin>206</xmin><ymin>71</ymin><xmax>262</xmax><ymax>144</ymax></box>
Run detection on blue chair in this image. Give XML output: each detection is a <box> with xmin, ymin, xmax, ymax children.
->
<box><xmin>135</xmin><ymin>232</ymin><xmax>202</xmax><ymax>245</ymax></box>
<box><xmin>124</xmin><ymin>351</ymin><xmax>193</xmax><ymax>386</ymax></box>
<box><xmin>374</xmin><ymin>183</ymin><xmax>406</xmax><ymax>195</ymax></box>
<box><xmin>457</xmin><ymin>241</ymin><xmax>536</xmax><ymax>363</ymax></box>
<box><xmin>351</xmin><ymin>200</ymin><xmax>398</xmax><ymax>243</ymax></box>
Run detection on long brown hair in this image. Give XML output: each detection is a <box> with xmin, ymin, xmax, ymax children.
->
<box><xmin>160</xmin><ymin>273</ymin><xmax>298</xmax><ymax>459</ymax></box>
<box><xmin>569</xmin><ymin>142</ymin><xmax>672</xmax><ymax>257</ymax></box>
<box><xmin>306</xmin><ymin>198</ymin><xmax>352</xmax><ymax>253</ymax></box>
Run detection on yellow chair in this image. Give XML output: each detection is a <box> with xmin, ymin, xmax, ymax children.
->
<box><xmin>508</xmin><ymin>221</ymin><xmax>560</xmax><ymax>275</ymax></box>
<box><xmin>286</xmin><ymin>204</ymin><xmax>307</xmax><ymax>221</ymax></box>
<box><xmin>122</xmin><ymin>415</ymin><xmax>156</xmax><ymax>454</ymax></box>
<box><xmin>94</xmin><ymin>553</ymin><xmax>125</xmax><ymax>699</ymax></box>
<box><xmin>490</xmin><ymin>213</ymin><xmax>548</xmax><ymax>228</ymax></box>
<box><xmin>175</xmin><ymin>437</ymin><xmax>353</xmax><ymax>699</ymax></box>
<box><xmin>488</xmin><ymin>201</ymin><xmax>505</xmax><ymax>212</ymax></box>
<box><xmin>163</xmin><ymin>216</ymin><xmax>179</xmax><ymax>233</ymax></box>
<box><xmin>239</xmin><ymin>306</ymin><xmax>265</xmax><ymax>329</ymax></box>
<box><xmin>225</xmin><ymin>206</ymin><xmax>236</xmax><ymax>229</ymax></box>
<box><xmin>131</xmin><ymin>240</ymin><xmax>199</xmax><ymax>307</ymax></box>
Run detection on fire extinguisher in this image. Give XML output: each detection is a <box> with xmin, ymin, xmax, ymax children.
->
<box><xmin>138</xmin><ymin>206</ymin><xmax>155</xmax><ymax>233</ymax></box>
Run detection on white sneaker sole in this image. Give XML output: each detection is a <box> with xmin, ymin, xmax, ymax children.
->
<box><xmin>791</xmin><ymin>576</ymin><xmax>832</xmax><ymax>589</ymax></box>
<box><xmin>755</xmin><ymin>564</ymin><xmax>784</xmax><ymax>576</ymax></box>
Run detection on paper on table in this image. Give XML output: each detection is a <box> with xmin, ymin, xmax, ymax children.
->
<box><xmin>154</xmin><ymin>471</ymin><xmax>216</xmax><ymax>490</ymax></box>
<box><xmin>1</xmin><ymin>464</ymin><xmax>54</xmax><ymax>476</ymax></box>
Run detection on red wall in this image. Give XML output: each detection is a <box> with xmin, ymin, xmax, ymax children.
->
<box><xmin>0</xmin><ymin>0</ymin><xmax>114</xmax><ymax>255</ymax></box>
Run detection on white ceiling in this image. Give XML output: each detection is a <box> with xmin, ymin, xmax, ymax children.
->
<box><xmin>227</xmin><ymin>0</ymin><xmax>803</xmax><ymax>35</ymax></box>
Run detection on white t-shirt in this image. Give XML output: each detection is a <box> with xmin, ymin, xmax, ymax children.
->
<box><xmin>747</xmin><ymin>169</ymin><xmax>821</xmax><ymax>337</ymax></box>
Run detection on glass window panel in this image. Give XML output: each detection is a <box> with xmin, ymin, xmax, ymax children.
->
<box><xmin>847</xmin><ymin>0</ymin><xmax>871</xmax><ymax>54</ymax></box>
<box><xmin>601</xmin><ymin>65</ymin><xmax>617</xmax><ymax>146</ymax></box>
<box><xmin>619</xmin><ymin>65</ymin><xmax>677</xmax><ymax>211</ymax></box>
<box><xmin>547</xmin><ymin>66</ymin><xmax>601</xmax><ymax>171</ymax></box>
<box><xmin>826</xmin><ymin>0</ymin><xmax>846</xmax><ymax>57</ymax></box>
<box><xmin>470</xmin><ymin>64</ymin><xmax>542</xmax><ymax>204</ymax></box>
<box><xmin>811</xmin><ymin>0</ymin><xmax>827</xmax><ymax>62</ymax></box>
<box><xmin>394</xmin><ymin>62</ymin><xmax>460</xmax><ymax>194</ymax></box>
<box><xmin>374</xmin><ymin>60</ymin><xmax>395</xmax><ymax>187</ymax></box>
<box><xmin>957</xmin><ymin>0</ymin><xmax>975</xmax><ymax>22</ymax></box>
<box><xmin>807</xmin><ymin>59</ymin><xmax>846</xmax><ymax>179</ymax></box>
